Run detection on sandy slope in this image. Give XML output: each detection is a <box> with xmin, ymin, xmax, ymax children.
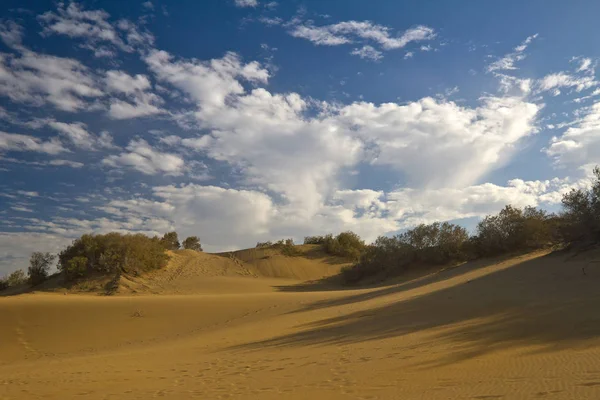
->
<box><xmin>3</xmin><ymin>249</ymin><xmax>600</xmax><ymax>399</ymax></box>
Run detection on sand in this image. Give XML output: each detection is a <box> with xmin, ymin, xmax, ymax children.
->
<box><xmin>3</xmin><ymin>248</ymin><xmax>600</xmax><ymax>399</ymax></box>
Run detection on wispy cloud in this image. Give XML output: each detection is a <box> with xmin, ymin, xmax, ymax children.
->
<box><xmin>0</xmin><ymin>131</ymin><xmax>68</xmax><ymax>155</ymax></box>
<box><xmin>289</xmin><ymin>21</ymin><xmax>435</xmax><ymax>51</ymax></box>
<box><xmin>234</xmin><ymin>0</ymin><xmax>259</xmax><ymax>7</ymax></box>
<box><xmin>487</xmin><ymin>33</ymin><xmax>538</xmax><ymax>72</ymax></box>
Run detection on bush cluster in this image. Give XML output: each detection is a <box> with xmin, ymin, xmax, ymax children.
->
<box><xmin>58</xmin><ymin>233</ymin><xmax>170</xmax><ymax>280</ymax></box>
<box><xmin>304</xmin><ymin>232</ymin><xmax>366</xmax><ymax>260</ymax></box>
<box><xmin>342</xmin><ymin>222</ymin><xmax>469</xmax><ymax>283</ymax></box>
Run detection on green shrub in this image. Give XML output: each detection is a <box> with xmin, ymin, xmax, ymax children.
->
<box><xmin>341</xmin><ymin>223</ymin><xmax>466</xmax><ymax>284</ymax></box>
<box><xmin>322</xmin><ymin>232</ymin><xmax>365</xmax><ymax>260</ymax></box>
<box><xmin>65</xmin><ymin>256</ymin><xmax>88</xmax><ymax>280</ymax></box>
<box><xmin>58</xmin><ymin>233</ymin><xmax>169</xmax><ymax>281</ymax></box>
<box><xmin>475</xmin><ymin>205</ymin><xmax>558</xmax><ymax>256</ymax></box>
<box><xmin>160</xmin><ymin>231</ymin><xmax>180</xmax><ymax>250</ymax></box>
<box><xmin>182</xmin><ymin>236</ymin><xmax>202</xmax><ymax>251</ymax></box>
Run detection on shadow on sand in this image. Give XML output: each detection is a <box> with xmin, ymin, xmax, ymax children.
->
<box><xmin>236</xmin><ymin>250</ymin><xmax>600</xmax><ymax>365</ymax></box>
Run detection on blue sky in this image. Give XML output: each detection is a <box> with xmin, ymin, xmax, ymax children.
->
<box><xmin>1</xmin><ymin>0</ymin><xmax>600</xmax><ymax>275</ymax></box>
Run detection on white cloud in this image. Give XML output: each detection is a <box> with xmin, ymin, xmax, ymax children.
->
<box><xmin>289</xmin><ymin>21</ymin><xmax>435</xmax><ymax>51</ymax></box>
<box><xmin>46</xmin><ymin>121</ymin><xmax>115</xmax><ymax>150</ymax></box>
<box><xmin>334</xmin><ymin>96</ymin><xmax>539</xmax><ymax>188</ymax></box>
<box><xmin>39</xmin><ymin>2</ymin><xmax>130</xmax><ymax>50</ymax></box>
<box><xmin>145</xmin><ymin>50</ymin><xmax>269</xmax><ymax>112</ymax></box>
<box><xmin>104</xmin><ymin>70</ymin><xmax>165</xmax><ymax>119</ymax></box>
<box><xmin>537</xmin><ymin>72</ymin><xmax>597</xmax><ymax>93</ymax></box>
<box><xmin>16</xmin><ymin>190</ymin><xmax>39</xmax><ymax>197</ymax></box>
<box><xmin>144</xmin><ymin>49</ymin><xmax>541</xmax><ymax>222</ymax></box>
<box><xmin>235</xmin><ymin>0</ymin><xmax>259</xmax><ymax>7</ymax></box>
<box><xmin>11</xmin><ymin>206</ymin><xmax>34</xmax><ymax>212</ymax></box>
<box><xmin>546</xmin><ymin>101</ymin><xmax>600</xmax><ymax>167</ymax></box>
<box><xmin>574</xmin><ymin>57</ymin><xmax>594</xmax><ymax>74</ymax></box>
<box><xmin>0</xmin><ymin>156</ymin><xmax>84</xmax><ymax>168</ymax></box>
<box><xmin>103</xmin><ymin>138</ymin><xmax>185</xmax><ymax>175</ymax></box>
<box><xmin>142</xmin><ymin>1</ymin><xmax>154</xmax><ymax>10</ymax></box>
<box><xmin>0</xmin><ymin>20</ymin><xmax>24</xmax><ymax>49</ymax></box>
<box><xmin>487</xmin><ymin>33</ymin><xmax>538</xmax><ymax>72</ymax></box>
<box><xmin>105</xmin><ymin>70</ymin><xmax>151</xmax><ymax>93</ymax></box>
<box><xmin>350</xmin><ymin>45</ymin><xmax>383</xmax><ymax>61</ymax></box>
<box><xmin>384</xmin><ymin>177</ymin><xmax>580</xmax><ymax>227</ymax></box>
<box><xmin>107</xmin><ymin>96</ymin><xmax>165</xmax><ymax>119</ymax></box>
<box><xmin>404</xmin><ymin>51</ymin><xmax>414</xmax><ymax>59</ymax></box>
<box><xmin>0</xmin><ymin>233</ymin><xmax>68</xmax><ymax>275</ymax></box>
<box><xmin>258</xmin><ymin>16</ymin><xmax>283</xmax><ymax>26</ymax></box>
<box><xmin>0</xmin><ymin>51</ymin><xmax>103</xmax><ymax>111</ymax></box>
<box><xmin>0</xmin><ymin>131</ymin><xmax>68</xmax><ymax>154</ymax></box>
<box><xmin>38</xmin><ymin>2</ymin><xmax>154</xmax><ymax>54</ymax></box>
<box><xmin>48</xmin><ymin>159</ymin><xmax>84</xmax><ymax>168</ymax></box>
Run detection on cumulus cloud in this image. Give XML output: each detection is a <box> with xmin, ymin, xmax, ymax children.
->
<box><xmin>103</xmin><ymin>138</ymin><xmax>185</xmax><ymax>175</ymax></box>
<box><xmin>145</xmin><ymin>50</ymin><xmax>269</xmax><ymax>112</ymax></box>
<box><xmin>138</xmin><ymin>50</ymin><xmax>546</xmax><ymax>243</ymax></box>
<box><xmin>334</xmin><ymin>96</ymin><xmax>540</xmax><ymax>188</ymax></box>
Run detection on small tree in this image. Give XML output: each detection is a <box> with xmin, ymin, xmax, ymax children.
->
<box><xmin>28</xmin><ymin>252</ymin><xmax>56</xmax><ymax>286</ymax></box>
<box><xmin>7</xmin><ymin>269</ymin><xmax>27</xmax><ymax>287</ymax></box>
<box><xmin>182</xmin><ymin>236</ymin><xmax>202</xmax><ymax>251</ymax></box>
<box><xmin>160</xmin><ymin>231</ymin><xmax>180</xmax><ymax>250</ymax></box>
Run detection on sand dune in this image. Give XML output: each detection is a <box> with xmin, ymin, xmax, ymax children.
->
<box><xmin>3</xmin><ymin>248</ymin><xmax>600</xmax><ymax>399</ymax></box>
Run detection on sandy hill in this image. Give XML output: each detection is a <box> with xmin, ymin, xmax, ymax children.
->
<box><xmin>3</xmin><ymin>248</ymin><xmax>600</xmax><ymax>399</ymax></box>
<box><xmin>18</xmin><ymin>244</ymin><xmax>351</xmax><ymax>296</ymax></box>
